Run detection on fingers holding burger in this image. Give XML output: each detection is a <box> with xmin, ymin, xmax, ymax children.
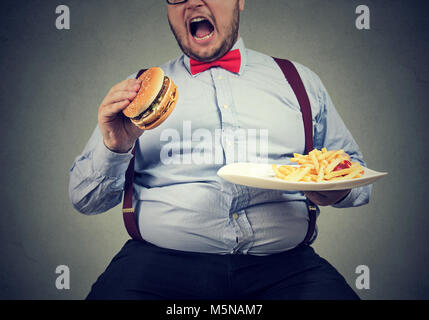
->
<box><xmin>97</xmin><ymin>78</ymin><xmax>145</xmax><ymax>153</ymax></box>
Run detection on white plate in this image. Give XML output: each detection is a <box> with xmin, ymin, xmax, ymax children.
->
<box><xmin>217</xmin><ymin>162</ymin><xmax>388</xmax><ymax>191</ymax></box>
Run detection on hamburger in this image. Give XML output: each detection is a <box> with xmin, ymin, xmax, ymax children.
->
<box><xmin>123</xmin><ymin>67</ymin><xmax>178</xmax><ymax>130</ymax></box>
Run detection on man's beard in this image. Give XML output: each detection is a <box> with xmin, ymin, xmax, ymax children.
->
<box><xmin>168</xmin><ymin>2</ymin><xmax>240</xmax><ymax>62</ymax></box>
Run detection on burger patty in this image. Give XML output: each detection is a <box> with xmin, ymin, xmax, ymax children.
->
<box><xmin>132</xmin><ymin>76</ymin><xmax>169</xmax><ymax>121</ymax></box>
<box><xmin>141</xmin><ymin>84</ymin><xmax>177</xmax><ymax>126</ymax></box>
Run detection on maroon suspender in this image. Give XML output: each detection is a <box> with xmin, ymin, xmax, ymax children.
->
<box><xmin>121</xmin><ymin>69</ymin><xmax>146</xmax><ymax>241</ymax></box>
<box><xmin>122</xmin><ymin>60</ymin><xmax>317</xmax><ymax>245</ymax></box>
<box><xmin>272</xmin><ymin>58</ymin><xmax>317</xmax><ymax>245</ymax></box>
<box><xmin>272</xmin><ymin>59</ymin><xmax>314</xmax><ymax>154</ymax></box>
<box><xmin>122</xmin><ymin>146</ymin><xmax>143</xmax><ymax>240</ymax></box>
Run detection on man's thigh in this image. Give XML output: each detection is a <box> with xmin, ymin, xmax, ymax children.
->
<box><xmin>86</xmin><ymin>239</ymin><xmax>228</xmax><ymax>300</ymax></box>
<box><xmin>243</xmin><ymin>246</ymin><xmax>360</xmax><ymax>300</ymax></box>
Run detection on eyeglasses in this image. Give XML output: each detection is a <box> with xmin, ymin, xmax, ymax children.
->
<box><xmin>166</xmin><ymin>0</ymin><xmax>214</xmax><ymax>4</ymax></box>
<box><xmin>166</xmin><ymin>0</ymin><xmax>188</xmax><ymax>4</ymax></box>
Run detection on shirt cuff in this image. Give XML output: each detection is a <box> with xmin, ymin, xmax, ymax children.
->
<box><xmin>331</xmin><ymin>185</ymin><xmax>371</xmax><ymax>208</ymax></box>
<box><xmin>91</xmin><ymin>140</ymin><xmax>135</xmax><ymax>178</ymax></box>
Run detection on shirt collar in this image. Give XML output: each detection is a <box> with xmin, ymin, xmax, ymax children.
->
<box><xmin>183</xmin><ymin>37</ymin><xmax>247</xmax><ymax>77</ymax></box>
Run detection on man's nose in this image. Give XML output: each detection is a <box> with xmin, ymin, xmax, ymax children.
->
<box><xmin>185</xmin><ymin>0</ymin><xmax>205</xmax><ymax>10</ymax></box>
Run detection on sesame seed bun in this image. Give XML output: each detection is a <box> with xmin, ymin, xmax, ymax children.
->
<box><xmin>122</xmin><ymin>67</ymin><xmax>165</xmax><ymax>118</ymax></box>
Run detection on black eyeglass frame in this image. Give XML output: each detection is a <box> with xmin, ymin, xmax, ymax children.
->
<box><xmin>166</xmin><ymin>0</ymin><xmax>188</xmax><ymax>5</ymax></box>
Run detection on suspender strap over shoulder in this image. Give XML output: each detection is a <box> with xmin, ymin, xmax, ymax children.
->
<box><xmin>272</xmin><ymin>58</ymin><xmax>313</xmax><ymax>155</ymax></box>
<box><xmin>123</xmin><ymin>61</ymin><xmax>317</xmax><ymax>245</ymax></box>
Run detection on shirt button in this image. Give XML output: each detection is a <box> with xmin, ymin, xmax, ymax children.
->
<box><xmin>232</xmin><ymin>213</ymin><xmax>239</xmax><ymax>220</ymax></box>
<box><xmin>218</xmin><ymin>76</ymin><xmax>223</xmax><ymax>80</ymax></box>
<box><xmin>223</xmin><ymin>104</ymin><xmax>229</xmax><ymax>109</ymax></box>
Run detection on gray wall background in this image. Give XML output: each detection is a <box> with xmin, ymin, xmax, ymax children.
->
<box><xmin>0</xmin><ymin>0</ymin><xmax>428</xmax><ymax>300</ymax></box>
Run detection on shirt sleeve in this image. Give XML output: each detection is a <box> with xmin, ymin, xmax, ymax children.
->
<box><xmin>68</xmin><ymin>125</ymin><xmax>135</xmax><ymax>215</ymax></box>
<box><xmin>312</xmin><ymin>76</ymin><xmax>373</xmax><ymax>208</ymax></box>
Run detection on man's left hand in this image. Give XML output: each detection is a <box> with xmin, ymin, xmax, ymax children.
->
<box><xmin>304</xmin><ymin>189</ymin><xmax>351</xmax><ymax>206</ymax></box>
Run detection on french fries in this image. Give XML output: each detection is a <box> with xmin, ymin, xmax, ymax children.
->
<box><xmin>272</xmin><ymin>148</ymin><xmax>365</xmax><ymax>183</ymax></box>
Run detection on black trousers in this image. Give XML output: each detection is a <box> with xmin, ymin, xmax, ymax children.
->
<box><xmin>86</xmin><ymin>239</ymin><xmax>360</xmax><ymax>300</ymax></box>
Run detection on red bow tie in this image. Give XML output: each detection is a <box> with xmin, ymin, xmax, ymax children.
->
<box><xmin>190</xmin><ymin>49</ymin><xmax>241</xmax><ymax>75</ymax></box>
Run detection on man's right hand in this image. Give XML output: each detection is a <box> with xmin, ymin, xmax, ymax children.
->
<box><xmin>98</xmin><ymin>78</ymin><xmax>144</xmax><ymax>153</ymax></box>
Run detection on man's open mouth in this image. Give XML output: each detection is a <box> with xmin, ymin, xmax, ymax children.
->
<box><xmin>189</xmin><ymin>17</ymin><xmax>215</xmax><ymax>41</ymax></box>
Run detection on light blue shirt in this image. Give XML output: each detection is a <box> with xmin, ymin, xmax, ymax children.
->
<box><xmin>69</xmin><ymin>38</ymin><xmax>372</xmax><ymax>255</ymax></box>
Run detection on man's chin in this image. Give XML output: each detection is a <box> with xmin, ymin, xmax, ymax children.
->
<box><xmin>189</xmin><ymin>52</ymin><xmax>219</xmax><ymax>62</ymax></box>
<box><xmin>184</xmin><ymin>47</ymin><xmax>218</xmax><ymax>62</ymax></box>
<box><xmin>185</xmin><ymin>44</ymin><xmax>231</xmax><ymax>62</ymax></box>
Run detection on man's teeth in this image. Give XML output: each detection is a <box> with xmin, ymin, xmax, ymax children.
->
<box><xmin>193</xmin><ymin>31</ymin><xmax>214</xmax><ymax>40</ymax></box>
<box><xmin>191</xmin><ymin>17</ymin><xmax>206</xmax><ymax>23</ymax></box>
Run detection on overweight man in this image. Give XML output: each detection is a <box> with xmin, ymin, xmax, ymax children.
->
<box><xmin>69</xmin><ymin>0</ymin><xmax>372</xmax><ymax>300</ymax></box>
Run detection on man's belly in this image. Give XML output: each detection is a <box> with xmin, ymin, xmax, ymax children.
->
<box><xmin>134</xmin><ymin>183</ymin><xmax>310</xmax><ymax>255</ymax></box>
